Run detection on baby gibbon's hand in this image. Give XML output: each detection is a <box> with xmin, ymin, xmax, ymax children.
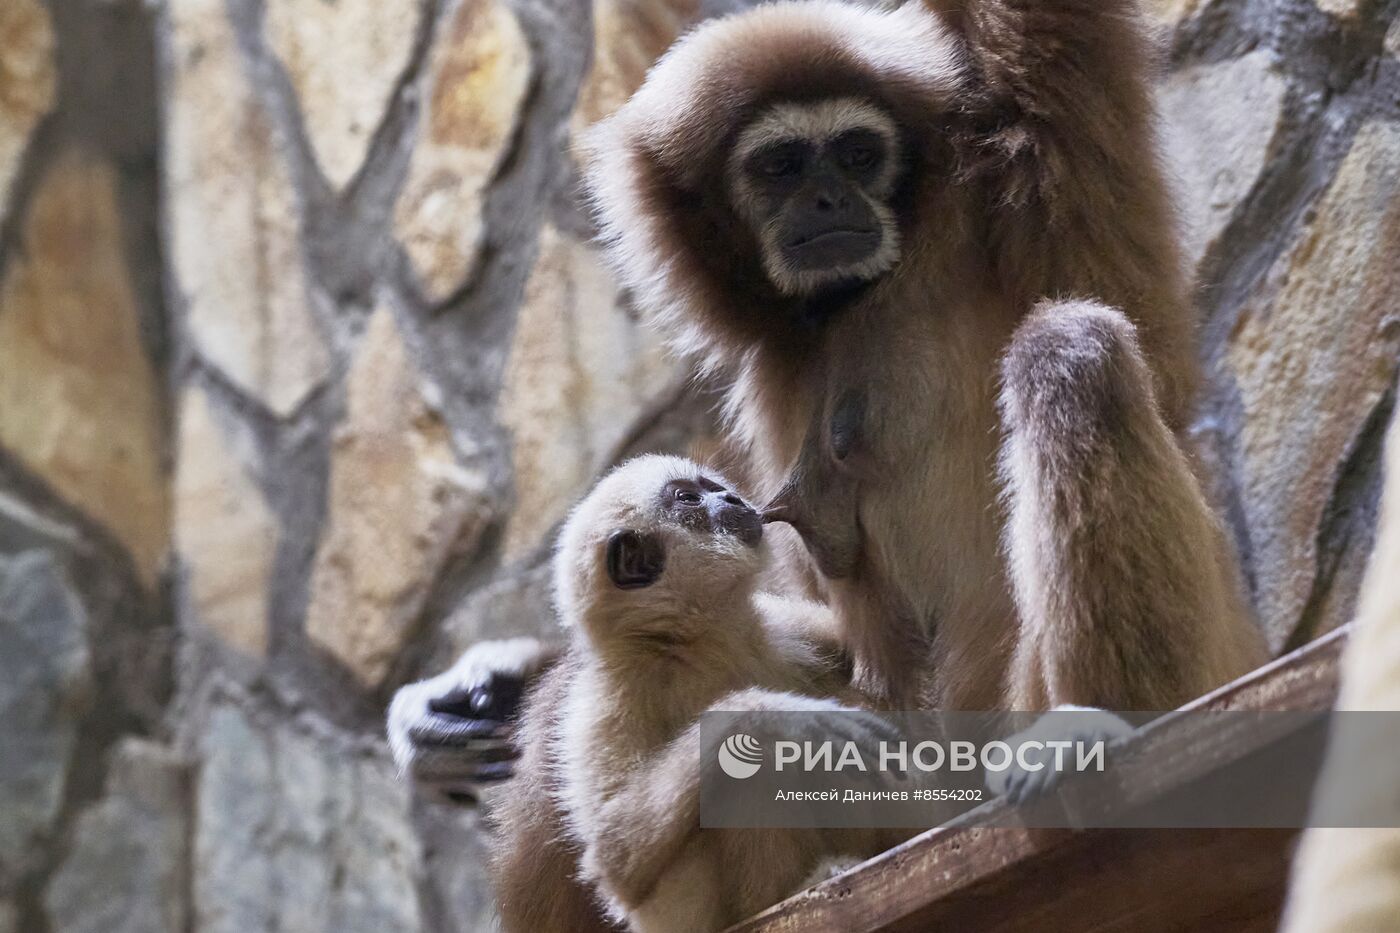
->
<box><xmin>386</xmin><ymin>637</ymin><xmax>553</xmax><ymax>804</ymax></box>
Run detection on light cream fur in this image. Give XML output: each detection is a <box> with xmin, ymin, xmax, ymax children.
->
<box><xmin>1281</xmin><ymin>408</ymin><xmax>1400</xmax><ymax>933</ymax></box>
<box><xmin>548</xmin><ymin>455</ymin><xmax>904</xmax><ymax>932</ymax></box>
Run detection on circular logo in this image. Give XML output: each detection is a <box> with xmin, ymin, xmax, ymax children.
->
<box><xmin>717</xmin><ymin>733</ymin><xmax>763</xmax><ymax>779</ymax></box>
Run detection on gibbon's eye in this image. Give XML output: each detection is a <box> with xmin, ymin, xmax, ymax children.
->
<box><xmin>751</xmin><ymin>142</ymin><xmax>808</xmax><ymax>181</ymax></box>
<box><xmin>843</xmin><ymin>146</ymin><xmax>876</xmax><ymax>170</ymax></box>
<box><xmin>674</xmin><ymin>488</ymin><xmax>702</xmax><ymax>504</ymax></box>
<box><xmin>762</xmin><ymin>153</ymin><xmax>802</xmax><ymax>178</ymax></box>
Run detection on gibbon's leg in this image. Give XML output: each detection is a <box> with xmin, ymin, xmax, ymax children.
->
<box><xmin>998</xmin><ymin>300</ymin><xmax>1265</xmax><ymax>714</ymax></box>
<box><xmin>491</xmin><ymin>661</ymin><xmax>620</xmax><ymax>933</ymax></box>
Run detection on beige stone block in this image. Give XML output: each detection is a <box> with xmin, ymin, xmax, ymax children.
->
<box><xmin>174</xmin><ymin>388</ymin><xmax>275</xmax><ymax>657</ymax></box>
<box><xmin>166</xmin><ymin>0</ymin><xmax>331</xmax><ymax>417</ymax></box>
<box><xmin>1228</xmin><ymin>121</ymin><xmax>1400</xmax><ymax>651</ymax></box>
<box><xmin>498</xmin><ymin>225</ymin><xmax>678</xmax><ymax>559</ymax></box>
<box><xmin>0</xmin><ymin>0</ymin><xmax>55</xmax><ymax>206</ymax></box>
<box><xmin>1160</xmin><ymin>51</ymin><xmax>1287</xmax><ymax>271</ymax></box>
<box><xmin>1143</xmin><ymin>0</ymin><xmax>1207</xmax><ymax>24</ymax></box>
<box><xmin>0</xmin><ymin>151</ymin><xmax>168</xmax><ymax>585</ymax></box>
<box><xmin>394</xmin><ymin>0</ymin><xmax>531</xmax><ymax>303</ymax></box>
<box><xmin>265</xmin><ymin>0</ymin><xmax>423</xmax><ymax>190</ymax></box>
<box><xmin>306</xmin><ymin>306</ymin><xmax>491</xmax><ymax>686</ymax></box>
<box><xmin>574</xmin><ymin>0</ymin><xmax>697</xmax><ymax>129</ymax></box>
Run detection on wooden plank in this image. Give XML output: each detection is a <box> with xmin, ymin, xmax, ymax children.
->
<box><xmin>731</xmin><ymin>627</ymin><xmax>1348</xmax><ymax>933</ymax></box>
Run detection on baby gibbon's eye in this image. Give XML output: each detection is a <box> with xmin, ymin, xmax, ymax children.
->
<box><xmin>674</xmin><ymin>488</ymin><xmax>702</xmax><ymax>504</ymax></box>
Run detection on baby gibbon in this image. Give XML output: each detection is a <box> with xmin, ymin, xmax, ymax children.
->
<box><xmin>508</xmin><ymin>455</ymin><xmax>904</xmax><ymax>933</ymax></box>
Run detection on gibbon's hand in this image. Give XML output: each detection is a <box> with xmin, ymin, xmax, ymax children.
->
<box><xmin>985</xmin><ymin>705</ymin><xmax>1134</xmax><ymax>805</ymax></box>
<box><xmin>386</xmin><ymin>637</ymin><xmax>553</xmax><ymax>804</ymax></box>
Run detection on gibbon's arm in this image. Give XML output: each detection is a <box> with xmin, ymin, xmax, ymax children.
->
<box><xmin>926</xmin><ymin>0</ymin><xmax>1196</xmax><ymax>425</ymax></box>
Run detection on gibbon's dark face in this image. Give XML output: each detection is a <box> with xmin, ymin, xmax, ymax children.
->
<box><xmin>726</xmin><ymin>97</ymin><xmax>903</xmax><ymax>297</ymax></box>
<box><xmin>605</xmin><ymin>476</ymin><xmax>763</xmax><ymax>590</ymax></box>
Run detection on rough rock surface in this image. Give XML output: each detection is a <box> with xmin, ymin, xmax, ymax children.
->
<box><xmin>394</xmin><ymin>0</ymin><xmax>532</xmax><ymax>303</ymax></box>
<box><xmin>0</xmin><ymin>0</ymin><xmax>56</xmax><ymax>203</ymax></box>
<box><xmin>191</xmin><ymin>697</ymin><xmax>423</xmax><ymax>933</ymax></box>
<box><xmin>166</xmin><ymin>0</ymin><xmax>331</xmax><ymax>416</ymax></box>
<box><xmin>1160</xmin><ymin>51</ymin><xmax>1288</xmax><ymax>270</ymax></box>
<box><xmin>0</xmin><ymin>151</ymin><xmax>168</xmax><ymax>585</ymax></box>
<box><xmin>305</xmin><ymin>306</ymin><xmax>492</xmax><ymax>686</ymax></box>
<box><xmin>0</xmin><ymin>551</ymin><xmax>89</xmax><ymax>876</ymax></box>
<box><xmin>1227</xmin><ymin>120</ymin><xmax>1400</xmax><ymax>652</ymax></box>
<box><xmin>498</xmin><ymin>224</ymin><xmax>677</xmax><ymax>559</ymax></box>
<box><xmin>175</xmin><ymin>388</ymin><xmax>277</xmax><ymax>657</ymax></box>
<box><xmin>574</xmin><ymin>0</ymin><xmax>698</xmax><ymax>128</ymax></box>
<box><xmin>264</xmin><ymin>0</ymin><xmax>423</xmax><ymax>190</ymax></box>
<box><xmin>44</xmin><ymin>740</ymin><xmax>190</xmax><ymax>933</ymax></box>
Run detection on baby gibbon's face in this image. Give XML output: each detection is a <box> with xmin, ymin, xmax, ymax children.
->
<box><xmin>608</xmin><ymin>474</ymin><xmax>763</xmax><ymax>588</ymax></box>
<box><xmin>553</xmin><ymin>456</ymin><xmax>767</xmax><ymax>637</ymax></box>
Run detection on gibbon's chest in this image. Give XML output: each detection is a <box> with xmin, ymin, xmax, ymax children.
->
<box><xmin>756</xmin><ymin>288</ymin><xmax>1011</xmax><ymax>480</ymax></box>
<box><xmin>741</xmin><ymin>286</ymin><xmax>1017</xmax><ymax>617</ymax></box>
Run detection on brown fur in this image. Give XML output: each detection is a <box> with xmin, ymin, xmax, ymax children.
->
<box><xmin>583</xmin><ymin>0</ymin><xmax>1265</xmax><ymax>710</ymax></box>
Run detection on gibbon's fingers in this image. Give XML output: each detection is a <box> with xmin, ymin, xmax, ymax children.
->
<box><xmin>430</xmin><ymin>673</ymin><xmax>530</xmax><ymax>724</ymax></box>
<box><xmin>984</xmin><ymin>705</ymin><xmax>1133</xmax><ymax>803</ymax></box>
<box><xmin>408</xmin><ymin>711</ymin><xmax>513</xmax><ymax>747</ymax></box>
<box><xmin>409</xmin><ymin>745</ymin><xmax>520</xmax><ymax>784</ymax></box>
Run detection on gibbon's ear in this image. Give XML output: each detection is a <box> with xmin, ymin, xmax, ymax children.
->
<box><xmin>606</xmin><ymin>530</ymin><xmax>666</xmax><ymax>589</ymax></box>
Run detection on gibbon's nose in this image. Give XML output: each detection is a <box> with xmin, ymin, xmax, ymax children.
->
<box><xmin>813</xmin><ymin>184</ymin><xmax>847</xmax><ymax>212</ymax></box>
<box><xmin>707</xmin><ymin>492</ymin><xmax>763</xmax><ymax>547</ymax></box>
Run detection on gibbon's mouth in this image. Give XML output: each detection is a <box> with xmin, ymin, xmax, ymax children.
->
<box><xmin>783</xmin><ymin>229</ymin><xmax>882</xmax><ymax>268</ymax></box>
<box><xmin>717</xmin><ymin>509</ymin><xmax>764</xmax><ymax>548</ymax></box>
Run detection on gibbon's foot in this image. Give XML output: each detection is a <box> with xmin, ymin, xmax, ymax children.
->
<box><xmin>386</xmin><ymin>637</ymin><xmax>555</xmax><ymax>803</ymax></box>
<box><xmin>985</xmin><ymin>705</ymin><xmax>1133</xmax><ymax>805</ymax></box>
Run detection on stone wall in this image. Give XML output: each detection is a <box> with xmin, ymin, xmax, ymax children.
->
<box><xmin>0</xmin><ymin>0</ymin><xmax>1396</xmax><ymax>930</ymax></box>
